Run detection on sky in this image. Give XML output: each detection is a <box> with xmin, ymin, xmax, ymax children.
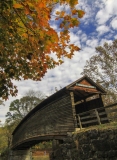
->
<box><xmin>0</xmin><ymin>0</ymin><xmax>117</xmax><ymax>124</ymax></box>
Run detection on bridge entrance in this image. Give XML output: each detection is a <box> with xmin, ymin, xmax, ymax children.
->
<box><xmin>67</xmin><ymin>76</ymin><xmax>107</xmax><ymax>128</ymax></box>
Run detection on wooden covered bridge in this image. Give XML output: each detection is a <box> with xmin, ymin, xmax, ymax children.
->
<box><xmin>12</xmin><ymin>75</ymin><xmax>108</xmax><ymax>150</ymax></box>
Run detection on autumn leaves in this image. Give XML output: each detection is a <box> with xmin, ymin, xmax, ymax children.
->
<box><xmin>0</xmin><ymin>0</ymin><xmax>85</xmax><ymax>99</ymax></box>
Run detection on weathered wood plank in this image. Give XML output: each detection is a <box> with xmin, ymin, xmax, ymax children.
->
<box><xmin>95</xmin><ymin>109</ymin><xmax>101</xmax><ymax>125</ymax></box>
<box><xmin>80</xmin><ymin>119</ymin><xmax>98</xmax><ymax>125</ymax></box>
<box><xmin>80</xmin><ymin>115</ymin><xmax>96</xmax><ymax>120</ymax></box>
<box><xmin>12</xmin><ymin>94</ymin><xmax>75</xmax><ymax>148</ymax></box>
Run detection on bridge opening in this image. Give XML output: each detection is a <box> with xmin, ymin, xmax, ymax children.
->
<box><xmin>31</xmin><ymin>140</ymin><xmax>52</xmax><ymax>160</ymax></box>
<box><xmin>30</xmin><ymin>139</ymin><xmax>63</xmax><ymax>160</ymax></box>
<box><xmin>74</xmin><ymin>95</ymin><xmax>107</xmax><ymax>127</ymax></box>
<box><xmin>74</xmin><ymin>95</ymin><xmax>103</xmax><ymax>114</ymax></box>
<box><xmin>68</xmin><ymin>77</ymin><xmax>108</xmax><ymax>128</ymax></box>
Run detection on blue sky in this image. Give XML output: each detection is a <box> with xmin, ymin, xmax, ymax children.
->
<box><xmin>0</xmin><ymin>0</ymin><xmax>117</xmax><ymax>124</ymax></box>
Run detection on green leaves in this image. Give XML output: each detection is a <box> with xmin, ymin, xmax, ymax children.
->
<box><xmin>6</xmin><ymin>90</ymin><xmax>45</xmax><ymax>125</ymax></box>
<box><xmin>82</xmin><ymin>39</ymin><xmax>117</xmax><ymax>104</ymax></box>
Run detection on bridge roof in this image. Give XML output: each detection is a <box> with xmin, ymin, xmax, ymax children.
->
<box><xmin>12</xmin><ymin>75</ymin><xmax>106</xmax><ymax>135</ymax></box>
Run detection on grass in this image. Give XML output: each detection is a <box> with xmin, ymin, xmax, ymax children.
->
<box><xmin>74</xmin><ymin>121</ymin><xmax>117</xmax><ymax>134</ymax></box>
<box><xmin>32</xmin><ymin>155</ymin><xmax>49</xmax><ymax>160</ymax></box>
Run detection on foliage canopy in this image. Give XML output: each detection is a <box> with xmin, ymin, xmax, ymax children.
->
<box><xmin>6</xmin><ymin>90</ymin><xmax>45</xmax><ymax>125</ymax></box>
<box><xmin>0</xmin><ymin>0</ymin><xmax>85</xmax><ymax>99</ymax></box>
<box><xmin>82</xmin><ymin>39</ymin><xmax>117</xmax><ymax>104</ymax></box>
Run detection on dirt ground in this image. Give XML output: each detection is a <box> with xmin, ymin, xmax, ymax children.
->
<box><xmin>32</xmin><ymin>150</ymin><xmax>50</xmax><ymax>160</ymax></box>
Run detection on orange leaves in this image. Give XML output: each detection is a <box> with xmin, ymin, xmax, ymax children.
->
<box><xmin>37</xmin><ymin>2</ymin><xmax>45</xmax><ymax>8</ymax></box>
<box><xmin>60</xmin><ymin>11</ymin><xmax>65</xmax><ymax>17</ymax></box>
<box><xmin>56</xmin><ymin>11</ymin><xmax>65</xmax><ymax>17</ymax></box>
<box><xmin>72</xmin><ymin>9</ymin><xmax>85</xmax><ymax>19</ymax></box>
<box><xmin>56</xmin><ymin>11</ymin><xmax>60</xmax><ymax>15</ymax></box>
<box><xmin>71</xmin><ymin>18</ymin><xmax>80</xmax><ymax>27</ymax></box>
<box><xmin>23</xmin><ymin>75</ymin><xmax>28</xmax><ymax>80</ymax></box>
<box><xmin>56</xmin><ymin>2</ymin><xmax>85</xmax><ymax>31</ymax></box>
<box><xmin>60</xmin><ymin>23</ymin><xmax>64</xmax><ymax>28</ymax></box>
<box><xmin>22</xmin><ymin>33</ymin><xmax>28</xmax><ymax>38</ymax></box>
<box><xmin>0</xmin><ymin>0</ymin><xmax>85</xmax><ymax>99</ymax></box>
<box><xmin>66</xmin><ymin>54</ymin><xmax>73</xmax><ymax>59</ymax></box>
<box><xmin>13</xmin><ymin>3</ymin><xmax>23</xmax><ymax>9</ymax></box>
<box><xmin>77</xmin><ymin>10</ymin><xmax>85</xmax><ymax>18</ymax></box>
<box><xmin>69</xmin><ymin>0</ymin><xmax>78</xmax><ymax>7</ymax></box>
<box><xmin>74</xmin><ymin>46</ymin><xmax>80</xmax><ymax>51</ymax></box>
<box><xmin>64</xmin><ymin>15</ymin><xmax>71</xmax><ymax>21</ymax></box>
<box><xmin>72</xmin><ymin>9</ymin><xmax>77</xmax><ymax>15</ymax></box>
<box><xmin>24</xmin><ymin>5</ymin><xmax>32</xmax><ymax>15</ymax></box>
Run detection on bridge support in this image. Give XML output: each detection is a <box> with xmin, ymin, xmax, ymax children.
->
<box><xmin>9</xmin><ymin>148</ymin><xmax>32</xmax><ymax>160</ymax></box>
<box><xmin>70</xmin><ymin>92</ymin><xmax>78</xmax><ymax>128</ymax></box>
<box><xmin>52</xmin><ymin>139</ymin><xmax>60</xmax><ymax>150</ymax></box>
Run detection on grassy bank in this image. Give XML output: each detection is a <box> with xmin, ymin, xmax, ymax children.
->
<box><xmin>74</xmin><ymin>121</ymin><xmax>117</xmax><ymax>134</ymax></box>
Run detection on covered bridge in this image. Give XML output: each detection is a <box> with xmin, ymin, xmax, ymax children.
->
<box><xmin>12</xmin><ymin>75</ymin><xmax>107</xmax><ymax>150</ymax></box>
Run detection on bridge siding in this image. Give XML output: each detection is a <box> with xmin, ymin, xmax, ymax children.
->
<box><xmin>12</xmin><ymin>94</ymin><xmax>75</xmax><ymax>148</ymax></box>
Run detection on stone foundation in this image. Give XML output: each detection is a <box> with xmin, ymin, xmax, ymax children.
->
<box><xmin>50</xmin><ymin>128</ymin><xmax>117</xmax><ymax>160</ymax></box>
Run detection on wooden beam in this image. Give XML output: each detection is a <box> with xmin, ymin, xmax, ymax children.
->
<box><xmin>77</xmin><ymin>115</ymin><xmax>82</xmax><ymax>129</ymax></box>
<box><xmin>70</xmin><ymin>92</ymin><xmax>77</xmax><ymax>128</ymax></box>
<box><xmin>95</xmin><ymin>109</ymin><xmax>101</xmax><ymax>125</ymax></box>
<box><xmin>74</xmin><ymin>100</ymin><xmax>84</xmax><ymax>106</ymax></box>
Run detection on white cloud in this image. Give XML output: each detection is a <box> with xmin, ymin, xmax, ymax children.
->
<box><xmin>96</xmin><ymin>25</ymin><xmax>109</xmax><ymax>35</ymax></box>
<box><xmin>99</xmin><ymin>39</ymin><xmax>113</xmax><ymax>46</ymax></box>
<box><xmin>114</xmin><ymin>35</ymin><xmax>117</xmax><ymax>39</ymax></box>
<box><xmin>81</xmin><ymin>33</ymin><xmax>87</xmax><ymax>42</ymax></box>
<box><xmin>70</xmin><ymin>32</ymin><xmax>80</xmax><ymax>43</ymax></box>
<box><xmin>86</xmin><ymin>39</ymin><xmax>98</xmax><ymax>47</ymax></box>
<box><xmin>76</xmin><ymin>30</ymin><xmax>82</xmax><ymax>35</ymax></box>
<box><xmin>96</xmin><ymin>0</ymin><xmax>117</xmax><ymax>25</ymax></box>
<box><xmin>111</xmin><ymin>18</ymin><xmax>117</xmax><ymax>29</ymax></box>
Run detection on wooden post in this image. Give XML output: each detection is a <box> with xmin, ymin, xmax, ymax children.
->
<box><xmin>52</xmin><ymin>139</ymin><xmax>59</xmax><ymax>150</ymax></box>
<box><xmin>30</xmin><ymin>148</ymin><xmax>33</xmax><ymax>160</ymax></box>
<box><xmin>77</xmin><ymin>114</ymin><xmax>82</xmax><ymax>129</ymax></box>
<box><xmin>95</xmin><ymin>109</ymin><xmax>101</xmax><ymax>125</ymax></box>
<box><xmin>70</xmin><ymin>92</ymin><xmax>78</xmax><ymax>128</ymax></box>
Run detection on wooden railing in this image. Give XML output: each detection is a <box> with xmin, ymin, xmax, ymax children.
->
<box><xmin>76</xmin><ymin>102</ymin><xmax>117</xmax><ymax>129</ymax></box>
